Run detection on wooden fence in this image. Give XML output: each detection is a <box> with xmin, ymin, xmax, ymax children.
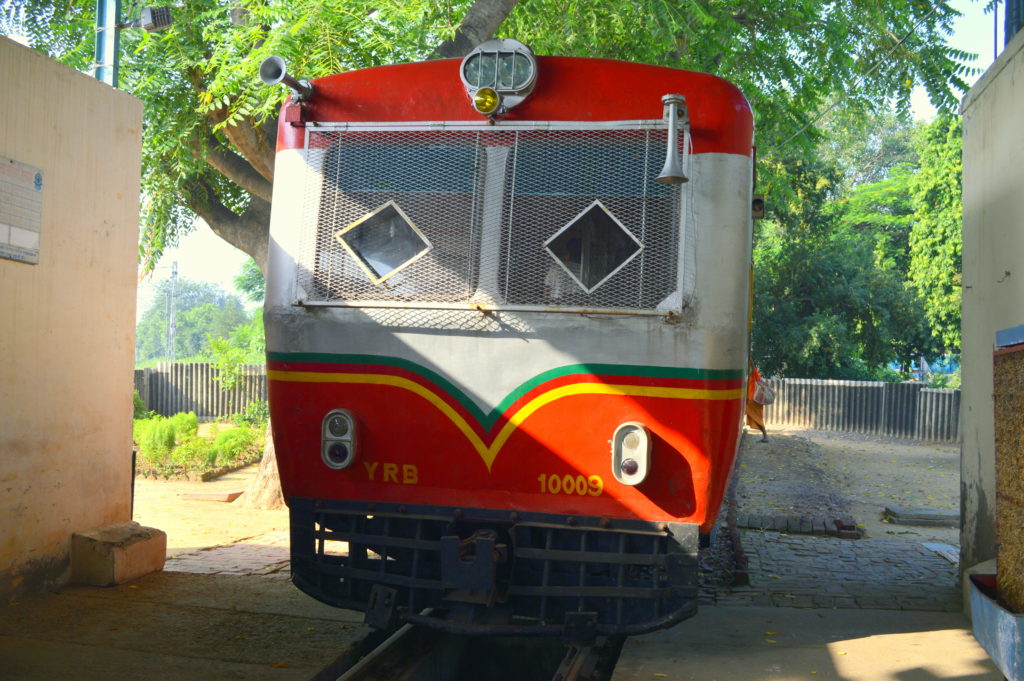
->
<box><xmin>134</xmin><ymin>362</ymin><xmax>266</xmax><ymax>420</ymax></box>
<box><xmin>763</xmin><ymin>378</ymin><xmax>960</xmax><ymax>443</ymax></box>
<box><xmin>134</xmin><ymin>363</ymin><xmax>960</xmax><ymax>442</ymax></box>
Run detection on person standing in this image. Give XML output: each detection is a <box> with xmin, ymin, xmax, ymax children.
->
<box><xmin>745</xmin><ymin>364</ymin><xmax>769</xmax><ymax>442</ymax></box>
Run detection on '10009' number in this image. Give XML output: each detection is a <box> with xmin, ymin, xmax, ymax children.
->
<box><xmin>537</xmin><ymin>473</ymin><xmax>604</xmax><ymax>496</ymax></box>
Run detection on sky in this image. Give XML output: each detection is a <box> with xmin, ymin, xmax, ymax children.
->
<box><xmin>135</xmin><ymin>0</ymin><xmax>1006</xmax><ymax>319</ymax></box>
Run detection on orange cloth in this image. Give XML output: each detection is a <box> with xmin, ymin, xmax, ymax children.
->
<box><xmin>747</xmin><ymin>365</ymin><xmax>762</xmax><ymax>399</ymax></box>
<box><xmin>745</xmin><ymin>366</ymin><xmax>766</xmax><ymax>434</ymax></box>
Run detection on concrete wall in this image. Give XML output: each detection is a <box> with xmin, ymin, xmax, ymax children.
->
<box><xmin>959</xmin><ymin>28</ymin><xmax>1024</xmax><ymax>571</ymax></box>
<box><xmin>0</xmin><ymin>38</ymin><xmax>142</xmax><ymax>599</ymax></box>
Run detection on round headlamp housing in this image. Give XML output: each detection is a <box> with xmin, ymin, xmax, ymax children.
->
<box><xmin>460</xmin><ymin>39</ymin><xmax>537</xmax><ymax>116</ymax></box>
<box><xmin>322</xmin><ymin>409</ymin><xmax>356</xmax><ymax>470</ymax></box>
<box><xmin>611</xmin><ymin>422</ymin><xmax>651</xmax><ymax>486</ymax></box>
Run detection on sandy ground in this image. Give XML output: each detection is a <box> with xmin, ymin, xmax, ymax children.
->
<box><xmin>736</xmin><ymin>427</ymin><xmax>960</xmax><ymax>544</ymax></box>
<box><xmin>132</xmin><ymin>466</ymin><xmax>287</xmax><ymax>557</ymax></box>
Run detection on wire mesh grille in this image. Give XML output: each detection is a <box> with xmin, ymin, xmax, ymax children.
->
<box><xmin>296</xmin><ymin>127</ymin><xmax>680</xmax><ymax>311</ymax></box>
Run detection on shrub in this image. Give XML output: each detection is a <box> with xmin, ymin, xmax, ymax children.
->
<box><xmin>171</xmin><ymin>436</ymin><xmax>218</xmax><ymax>468</ymax></box>
<box><xmin>132</xmin><ymin>418</ymin><xmax>152</xmax><ymax>444</ymax></box>
<box><xmin>170</xmin><ymin>411</ymin><xmax>199</xmax><ymax>439</ymax></box>
<box><xmin>929</xmin><ymin>371</ymin><xmax>961</xmax><ymax>390</ymax></box>
<box><xmin>212</xmin><ymin>427</ymin><xmax>258</xmax><ymax>465</ymax></box>
<box><xmin>138</xmin><ymin>417</ymin><xmax>177</xmax><ymax>464</ymax></box>
<box><xmin>232</xmin><ymin>400</ymin><xmax>269</xmax><ymax>428</ymax></box>
<box><xmin>132</xmin><ymin>390</ymin><xmax>152</xmax><ymax>419</ymax></box>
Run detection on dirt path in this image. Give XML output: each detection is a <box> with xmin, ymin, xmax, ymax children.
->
<box><xmin>735</xmin><ymin>427</ymin><xmax>960</xmax><ymax>544</ymax></box>
<box><xmin>132</xmin><ymin>466</ymin><xmax>287</xmax><ymax>557</ymax></box>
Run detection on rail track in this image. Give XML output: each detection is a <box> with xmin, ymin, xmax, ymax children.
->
<box><xmin>313</xmin><ymin>622</ymin><xmax>625</xmax><ymax>681</ymax></box>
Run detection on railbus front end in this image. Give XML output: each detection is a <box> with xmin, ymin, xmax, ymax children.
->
<box><xmin>263</xmin><ymin>41</ymin><xmax>755</xmax><ymax>637</ymax></box>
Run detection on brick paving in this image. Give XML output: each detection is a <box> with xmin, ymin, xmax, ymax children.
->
<box><xmin>702</xmin><ymin>529</ymin><xmax>961</xmax><ymax>612</ymax></box>
<box><xmin>164</xmin><ymin>529</ymin><xmax>291</xmax><ymax>577</ymax></box>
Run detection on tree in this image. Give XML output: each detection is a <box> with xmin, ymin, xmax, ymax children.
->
<box><xmin>818</xmin><ymin>111</ymin><xmax>919</xmax><ymax>193</ymax></box>
<box><xmin>908</xmin><ymin>114</ymin><xmax>962</xmax><ymax>354</ymax></box>
<box><xmin>234</xmin><ymin>258</ymin><xmax>265</xmax><ymax>302</ymax></box>
<box><xmin>752</xmin><ymin>157</ymin><xmax>927</xmax><ymax>378</ymax></box>
<box><xmin>832</xmin><ymin>163</ymin><xmax>939</xmax><ymax>371</ymax></box>
<box><xmin>4</xmin><ymin>0</ymin><xmax>974</xmax><ymax>274</ymax></box>
<box><xmin>135</xmin><ymin>278</ymin><xmax>249</xmax><ymax>362</ymax></box>
<box><xmin>205</xmin><ymin>261</ymin><xmax>266</xmax><ymax>388</ymax></box>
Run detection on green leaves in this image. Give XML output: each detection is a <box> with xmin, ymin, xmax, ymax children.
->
<box><xmin>908</xmin><ymin>114</ymin><xmax>962</xmax><ymax>353</ymax></box>
<box><xmin>4</xmin><ymin>0</ymin><xmax>973</xmax><ymax>293</ymax></box>
<box><xmin>753</xmin><ymin>108</ymin><xmax>962</xmax><ymax>379</ymax></box>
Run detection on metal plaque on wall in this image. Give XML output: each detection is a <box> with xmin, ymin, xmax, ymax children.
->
<box><xmin>0</xmin><ymin>155</ymin><xmax>44</xmax><ymax>265</ymax></box>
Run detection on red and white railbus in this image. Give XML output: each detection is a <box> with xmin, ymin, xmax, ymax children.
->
<box><xmin>262</xmin><ymin>39</ymin><xmax>754</xmax><ymax>637</ymax></box>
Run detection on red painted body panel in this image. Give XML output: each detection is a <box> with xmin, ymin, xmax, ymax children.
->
<box><xmin>268</xmin><ymin>362</ymin><xmax>743</xmax><ymax>533</ymax></box>
<box><xmin>276</xmin><ymin>57</ymin><xmax>753</xmax><ymax>157</ymax></box>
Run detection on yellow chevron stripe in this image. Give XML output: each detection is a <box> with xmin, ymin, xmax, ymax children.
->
<box><xmin>268</xmin><ymin>370</ymin><xmax>742</xmax><ymax>471</ymax></box>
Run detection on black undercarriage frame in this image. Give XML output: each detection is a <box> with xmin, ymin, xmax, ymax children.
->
<box><xmin>289</xmin><ymin>498</ymin><xmax>699</xmax><ymax>637</ymax></box>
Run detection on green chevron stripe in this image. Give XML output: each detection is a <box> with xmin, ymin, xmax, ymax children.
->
<box><xmin>266</xmin><ymin>351</ymin><xmax>743</xmax><ymax>430</ymax></box>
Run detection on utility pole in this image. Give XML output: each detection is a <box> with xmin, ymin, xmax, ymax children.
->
<box><xmin>94</xmin><ymin>3</ymin><xmax>172</xmax><ymax>87</ymax></box>
<box><xmin>165</xmin><ymin>261</ymin><xmax>178</xmax><ymax>361</ymax></box>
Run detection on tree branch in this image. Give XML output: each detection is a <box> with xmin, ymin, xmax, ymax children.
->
<box><xmin>208</xmin><ymin>111</ymin><xmax>277</xmax><ymax>182</ymax></box>
<box><xmin>183</xmin><ymin>179</ymin><xmax>271</xmax><ymax>270</ymax></box>
<box><xmin>201</xmin><ymin>135</ymin><xmax>274</xmax><ymax>203</ymax></box>
<box><xmin>186</xmin><ymin>66</ymin><xmax>276</xmax><ymax>182</ymax></box>
<box><xmin>431</xmin><ymin>0</ymin><xmax>522</xmax><ymax>59</ymax></box>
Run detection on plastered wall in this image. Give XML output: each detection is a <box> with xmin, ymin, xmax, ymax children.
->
<box><xmin>0</xmin><ymin>37</ymin><xmax>142</xmax><ymax>599</ymax></box>
<box><xmin>960</xmin><ymin>28</ymin><xmax>1024</xmax><ymax>572</ymax></box>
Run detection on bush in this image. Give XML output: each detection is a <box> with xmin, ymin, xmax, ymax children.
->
<box><xmin>232</xmin><ymin>400</ymin><xmax>269</xmax><ymax>428</ymax></box>
<box><xmin>138</xmin><ymin>417</ymin><xmax>177</xmax><ymax>464</ymax></box>
<box><xmin>929</xmin><ymin>371</ymin><xmax>961</xmax><ymax>389</ymax></box>
<box><xmin>871</xmin><ymin>365</ymin><xmax>904</xmax><ymax>382</ymax></box>
<box><xmin>171</xmin><ymin>436</ymin><xmax>218</xmax><ymax>468</ymax></box>
<box><xmin>212</xmin><ymin>427</ymin><xmax>258</xmax><ymax>465</ymax></box>
<box><xmin>133</xmin><ymin>390</ymin><xmax>152</xmax><ymax>419</ymax></box>
<box><xmin>170</xmin><ymin>411</ymin><xmax>199</xmax><ymax>439</ymax></box>
<box><xmin>132</xmin><ymin>418</ymin><xmax>151</xmax><ymax>444</ymax></box>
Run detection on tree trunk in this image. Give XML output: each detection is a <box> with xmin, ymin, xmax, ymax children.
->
<box><xmin>236</xmin><ymin>422</ymin><xmax>285</xmax><ymax>510</ymax></box>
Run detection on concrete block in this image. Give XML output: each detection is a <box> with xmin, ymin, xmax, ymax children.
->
<box><xmin>883</xmin><ymin>505</ymin><xmax>960</xmax><ymax>527</ymax></box>
<box><xmin>71</xmin><ymin>522</ymin><xmax>166</xmax><ymax>587</ymax></box>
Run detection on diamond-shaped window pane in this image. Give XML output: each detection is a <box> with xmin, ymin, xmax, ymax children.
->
<box><xmin>543</xmin><ymin>201</ymin><xmax>642</xmax><ymax>295</ymax></box>
<box><xmin>334</xmin><ymin>201</ymin><xmax>431</xmax><ymax>284</ymax></box>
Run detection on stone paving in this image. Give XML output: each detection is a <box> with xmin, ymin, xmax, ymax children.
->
<box><xmin>692</xmin><ymin>429</ymin><xmax>966</xmax><ymax>613</ymax></box>
<box><xmin>164</xmin><ymin>529</ymin><xmax>290</xmax><ymax>577</ymax></box>
<box><xmin>701</xmin><ymin>527</ymin><xmax>962</xmax><ymax>612</ymax></box>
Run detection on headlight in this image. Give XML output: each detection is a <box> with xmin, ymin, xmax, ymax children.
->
<box><xmin>322</xmin><ymin>410</ymin><xmax>356</xmax><ymax>469</ymax></box>
<box><xmin>460</xmin><ymin>38</ymin><xmax>537</xmax><ymax>116</ymax></box>
<box><xmin>473</xmin><ymin>87</ymin><xmax>500</xmax><ymax>115</ymax></box>
<box><xmin>611</xmin><ymin>422</ymin><xmax>651</xmax><ymax>486</ymax></box>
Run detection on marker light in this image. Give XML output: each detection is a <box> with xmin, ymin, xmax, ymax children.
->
<box><xmin>460</xmin><ymin>38</ymin><xmax>537</xmax><ymax>116</ymax></box>
<box><xmin>322</xmin><ymin>410</ymin><xmax>356</xmax><ymax>470</ymax></box>
<box><xmin>473</xmin><ymin>87</ymin><xmax>500</xmax><ymax>114</ymax></box>
<box><xmin>611</xmin><ymin>422</ymin><xmax>651</xmax><ymax>486</ymax></box>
